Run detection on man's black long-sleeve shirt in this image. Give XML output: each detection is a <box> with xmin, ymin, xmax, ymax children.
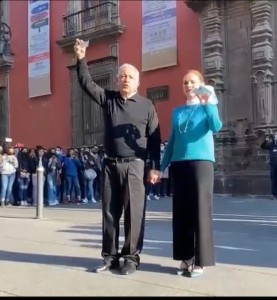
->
<box><xmin>77</xmin><ymin>58</ymin><xmax>161</xmax><ymax>170</ymax></box>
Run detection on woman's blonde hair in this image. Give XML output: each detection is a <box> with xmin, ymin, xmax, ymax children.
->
<box><xmin>185</xmin><ymin>69</ymin><xmax>205</xmax><ymax>83</ymax></box>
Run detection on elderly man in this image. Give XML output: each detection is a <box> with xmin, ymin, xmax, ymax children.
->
<box><xmin>74</xmin><ymin>39</ymin><xmax>161</xmax><ymax>275</ymax></box>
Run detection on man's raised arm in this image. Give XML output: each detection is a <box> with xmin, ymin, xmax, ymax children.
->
<box><xmin>74</xmin><ymin>39</ymin><xmax>106</xmax><ymax>106</ymax></box>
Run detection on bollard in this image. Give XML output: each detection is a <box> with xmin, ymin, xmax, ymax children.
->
<box><xmin>36</xmin><ymin>166</ymin><xmax>44</xmax><ymax>219</ymax></box>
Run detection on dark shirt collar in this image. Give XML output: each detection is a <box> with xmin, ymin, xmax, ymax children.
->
<box><xmin>119</xmin><ymin>91</ymin><xmax>141</xmax><ymax>102</ymax></box>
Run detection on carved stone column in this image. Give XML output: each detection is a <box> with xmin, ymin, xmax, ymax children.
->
<box><xmin>0</xmin><ymin>63</ymin><xmax>12</xmax><ymax>139</ymax></box>
<box><xmin>201</xmin><ymin>1</ymin><xmax>231</xmax><ymax>184</ymax></box>
<box><xmin>201</xmin><ymin>1</ymin><xmax>227</xmax><ymax>129</ymax></box>
<box><xmin>251</xmin><ymin>0</ymin><xmax>275</xmax><ymax>133</ymax></box>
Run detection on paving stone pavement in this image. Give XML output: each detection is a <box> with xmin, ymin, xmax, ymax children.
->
<box><xmin>0</xmin><ymin>195</ymin><xmax>277</xmax><ymax>296</ymax></box>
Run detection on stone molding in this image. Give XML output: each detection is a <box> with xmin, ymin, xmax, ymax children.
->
<box><xmin>250</xmin><ymin>0</ymin><xmax>275</xmax><ymax>131</ymax></box>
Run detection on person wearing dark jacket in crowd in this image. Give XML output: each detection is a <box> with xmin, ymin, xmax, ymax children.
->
<box><xmin>17</xmin><ymin>148</ymin><xmax>31</xmax><ymax>206</ymax></box>
<box><xmin>261</xmin><ymin>133</ymin><xmax>277</xmax><ymax>200</ymax></box>
<box><xmin>31</xmin><ymin>146</ymin><xmax>48</xmax><ymax>206</ymax></box>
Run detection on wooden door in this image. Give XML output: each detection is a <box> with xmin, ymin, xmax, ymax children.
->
<box><xmin>70</xmin><ymin>56</ymin><xmax>117</xmax><ymax>147</ymax></box>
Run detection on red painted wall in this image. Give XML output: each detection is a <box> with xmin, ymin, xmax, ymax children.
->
<box><xmin>9</xmin><ymin>1</ymin><xmax>71</xmax><ymax>149</ymax></box>
<box><xmin>8</xmin><ymin>0</ymin><xmax>200</xmax><ymax>148</ymax></box>
<box><xmin>119</xmin><ymin>1</ymin><xmax>201</xmax><ymax>141</ymax></box>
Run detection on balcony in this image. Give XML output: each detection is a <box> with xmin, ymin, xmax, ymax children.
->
<box><xmin>57</xmin><ymin>1</ymin><xmax>125</xmax><ymax>49</ymax></box>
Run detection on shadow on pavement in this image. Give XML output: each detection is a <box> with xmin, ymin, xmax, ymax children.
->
<box><xmin>59</xmin><ymin>196</ymin><xmax>277</xmax><ymax>269</ymax></box>
<box><xmin>1</xmin><ymin>196</ymin><xmax>277</xmax><ymax>271</ymax></box>
<box><xmin>85</xmin><ymin>261</ymin><xmax>177</xmax><ymax>275</ymax></box>
<box><xmin>0</xmin><ymin>250</ymin><xmax>98</xmax><ymax>269</ymax></box>
<box><xmin>0</xmin><ymin>249</ymin><xmax>177</xmax><ymax>275</ymax></box>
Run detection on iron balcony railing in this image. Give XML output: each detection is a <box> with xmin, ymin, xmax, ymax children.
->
<box><xmin>62</xmin><ymin>1</ymin><xmax>119</xmax><ymax>37</ymax></box>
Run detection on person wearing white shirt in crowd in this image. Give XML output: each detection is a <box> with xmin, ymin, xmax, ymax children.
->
<box><xmin>0</xmin><ymin>145</ymin><xmax>18</xmax><ymax>206</ymax></box>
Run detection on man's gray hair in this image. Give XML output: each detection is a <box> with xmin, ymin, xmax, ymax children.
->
<box><xmin>117</xmin><ymin>63</ymin><xmax>140</xmax><ymax>80</ymax></box>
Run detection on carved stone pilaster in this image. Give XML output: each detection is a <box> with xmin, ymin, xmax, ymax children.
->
<box><xmin>250</xmin><ymin>0</ymin><xmax>275</xmax><ymax>132</ymax></box>
<box><xmin>201</xmin><ymin>0</ymin><xmax>228</xmax><ymax>135</ymax></box>
<box><xmin>252</xmin><ymin>70</ymin><xmax>274</xmax><ymax>125</ymax></box>
<box><xmin>202</xmin><ymin>1</ymin><xmax>224</xmax><ymax>88</ymax></box>
<box><xmin>0</xmin><ymin>62</ymin><xmax>11</xmax><ymax>140</ymax></box>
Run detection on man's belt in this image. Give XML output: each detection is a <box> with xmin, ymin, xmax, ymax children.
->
<box><xmin>105</xmin><ymin>155</ymin><xmax>142</xmax><ymax>163</ymax></box>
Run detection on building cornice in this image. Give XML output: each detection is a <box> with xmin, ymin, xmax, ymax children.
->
<box><xmin>185</xmin><ymin>0</ymin><xmax>212</xmax><ymax>12</ymax></box>
<box><xmin>185</xmin><ymin>0</ymin><xmax>257</xmax><ymax>13</ymax></box>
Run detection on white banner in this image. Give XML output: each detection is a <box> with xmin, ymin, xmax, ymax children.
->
<box><xmin>28</xmin><ymin>0</ymin><xmax>51</xmax><ymax>98</ymax></box>
<box><xmin>142</xmin><ymin>0</ymin><xmax>177</xmax><ymax>71</ymax></box>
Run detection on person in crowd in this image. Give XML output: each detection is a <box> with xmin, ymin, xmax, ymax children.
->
<box><xmin>27</xmin><ymin>148</ymin><xmax>37</xmax><ymax>206</ymax></box>
<box><xmin>161</xmin><ymin>70</ymin><xmax>222</xmax><ymax>277</ymax></box>
<box><xmin>76</xmin><ymin>148</ymin><xmax>86</xmax><ymax>201</ymax></box>
<box><xmin>63</xmin><ymin>148</ymin><xmax>82</xmax><ymax>204</ymax></box>
<box><xmin>0</xmin><ymin>144</ymin><xmax>18</xmax><ymax>206</ymax></box>
<box><xmin>46</xmin><ymin>148</ymin><xmax>62</xmax><ymax>206</ymax></box>
<box><xmin>261</xmin><ymin>133</ymin><xmax>277</xmax><ymax>200</ymax></box>
<box><xmin>145</xmin><ymin>164</ymin><xmax>160</xmax><ymax>201</ymax></box>
<box><xmin>160</xmin><ymin>143</ymin><xmax>170</xmax><ymax>197</ymax></box>
<box><xmin>55</xmin><ymin>146</ymin><xmax>65</xmax><ymax>203</ymax></box>
<box><xmin>17</xmin><ymin>147</ymin><xmax>31</xmax><ymax>206</ymax></box>
<box><xmin>90</xmin><ymin>146</ymin><xmax>102</xmax><ymax>201</ymax></box>
<box><xmin>74</xmin><ymin>38</ymin><xmax>161</xmax><ymax>275</ymax></box>
<box><xmin>31</xmin><ymin>146</ymin><xmax>48</xmax><ymax>206</ymax></box>
<box><xmin>145</xmin><ymin>157</ymin><xmax>154</xmax><ymax>201</ymax></box>
<box><xmin>82</xmin><ymin>147</ymin><xmax>97</xmax><ymax>203</ymax></box>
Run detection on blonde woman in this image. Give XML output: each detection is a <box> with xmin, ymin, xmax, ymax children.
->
<box><xmin>161</xmin><ymin>70</ymin><xmax>222</xmax><ymax>277</ymax></box>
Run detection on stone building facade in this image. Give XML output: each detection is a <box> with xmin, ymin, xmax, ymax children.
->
<box><xmin>186</xmin><ymin>0</ymin><xmax>277</xmax><ymax>195</ymax></box>
<box><xmin>0</xmin><ymin>0</ymin><xmax>14</xmax><ymax>143</ymax></box>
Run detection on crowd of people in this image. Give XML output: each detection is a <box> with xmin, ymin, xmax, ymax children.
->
<box><xmin>0</xmin><ymin>140</ymin><xmax>175</xmax><ymax>208</ymax></box>
<box><xmin>0</xmin><ymin>143</ymin><xmax>104</xmax><ymax>207</ymax></box>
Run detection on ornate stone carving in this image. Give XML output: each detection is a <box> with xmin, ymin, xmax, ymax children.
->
<box><xmin>250</xmin><ymin>0</ymin><xmax>275</xmax><ymax>130</ymax></box>
<box><xmin>194</xmin><ymin>0</ymin><xmax>275</xmax><ymax>195</ymax></box>
<box><xmin>185</xmin><ymin>0</ymin><xmax>225</xmax><ymax>12</ymax></box>
<box><xmin>201</xmin><ymin>0</ymin><xmax>227</xmax><ymax>134</ymax></box>
<box><xmin>202</xmin><ymin>1</ymin><xmax>224</xmax><ymax>87</ymax></box>
<box><xmin>252</xmin><ymin>70</ymin><xmax>273</xmax><ymax>125</ymax></box>
<box><xmin>185</xmin><ymin>0</ymin><xmax>211</xmax><ymax>12</ymax></box>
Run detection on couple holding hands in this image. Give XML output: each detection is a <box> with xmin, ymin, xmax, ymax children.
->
<box><xmin>74</xmin><ymin>38</ymin><xmax>222</xmax><ymax>277</ymax></box>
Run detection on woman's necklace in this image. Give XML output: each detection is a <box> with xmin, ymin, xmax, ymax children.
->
<box><xmin>178</xmin><ymin>104</ymin><xmax>199</xmax><ymax>133</ymax></box>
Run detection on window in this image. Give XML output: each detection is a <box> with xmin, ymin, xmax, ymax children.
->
<box><xmin>82</xmin><ymin>0</ymin><xmax>111</xmax><ymax>29</ymax></box>
<box><xmin>82</xmin><ymin>0</ymin><xmax>99</xmax><ymax>10</ymax></box>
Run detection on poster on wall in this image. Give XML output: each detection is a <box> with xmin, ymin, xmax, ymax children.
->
<box><xmin>142</xmin><ymin>0</ymin><xmax>177</xmax><ymax>72</ymax></box>
<box><xmin>28</xmin><ymin>0</ymin><xmax>51</xmax><ymax>98</ymax></box>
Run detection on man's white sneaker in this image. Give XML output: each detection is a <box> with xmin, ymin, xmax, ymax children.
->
<box><xmin>91</xmin><ymin>198</ymin><xmax>97</xmax><ymax>203</ymax></box>
<box><xmin>153</xmin><ymin>195</ymin><xmax>160</xmax><ymax>200</ymax></box>
<box><xmin>146</xmin><ymin>195</ymin><xmax>151</xmax><ymax>201</ymax></box>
